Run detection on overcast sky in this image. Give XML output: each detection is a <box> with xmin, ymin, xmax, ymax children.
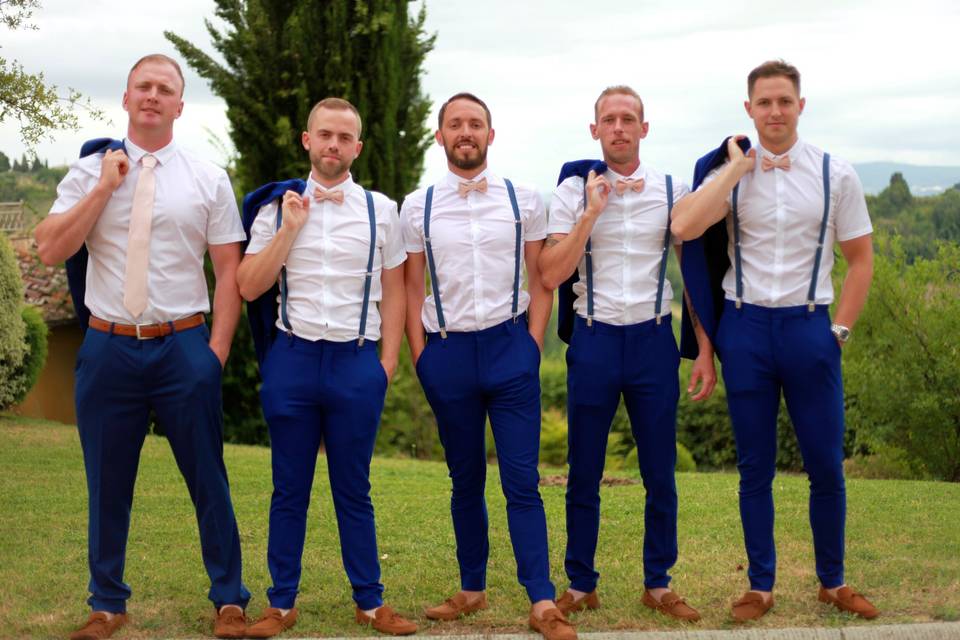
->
<box><xmin>3</xmin><ymin>0</ymin><xmax>958</xmax><ymax>192</ymax></box>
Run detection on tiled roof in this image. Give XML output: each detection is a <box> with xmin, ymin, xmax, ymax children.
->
<box><xmin>10</xmin><ymin>233</ymin><xmax>78</xmax><ymax>327</ymax></box>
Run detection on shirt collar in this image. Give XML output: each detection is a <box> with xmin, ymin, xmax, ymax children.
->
<box><xmin>607</xmin><ymin>162</ymin><xmax>645</xmax><ymax>182</ymax></box>
<box><xmin>758</xmin><ymin>138</ymin><xmax>804</xmax><ymax>161</ymax></box>
<box><xmin>443</xmin><ymin>167</ymin><xmax>493</xmax><ymax>190</ymax></box>
<box><xmin>307</xmin><ymin>172</ymin><xmax>356</xmax><ymax>194</ymax></box>
<box><xmin>124</xmin><ymin>137</ymin><xmax>177</xmax><ymax>167</ymax></box>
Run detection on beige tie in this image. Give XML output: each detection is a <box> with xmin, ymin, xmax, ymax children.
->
<box><xmin>615</xmin><ymin>177</ymin><xmax>645</xmax><ymax>196</ymax></box>
<box><xmin>123</xmin><ymin>154</ymin><xmax>157</xmax><ymax>318</ymax></box>
<box><xmin>458</xmin><ymin>177</ymin><xmax>488</xmax><ymax>198</ymax></box>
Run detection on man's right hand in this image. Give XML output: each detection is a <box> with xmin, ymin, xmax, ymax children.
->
<box><xmin>726</xmin><ymin>135</ymin><xmax>757</xmax><ymax>180</ymax></box>
<box><xmin>583</xmin><ymin>169</ymin><xmax>611</xmax><ymax>221</ymax></box>
<box><xmin>98</xmin><ymin>149</ymin><xmax>129</xmax><ymax>192</ymax></box>
<box><xmin>281</xmin><ymin>190</ymin><xmax>311</xmax><ymax>234</ymax></box>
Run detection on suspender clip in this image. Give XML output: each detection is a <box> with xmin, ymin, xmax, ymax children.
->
<box><xmin>439</xmin><ymin>328</ymin><xmax>448</xmax><ymax>339</ymax></box>
<box><xmin>584</xmin><ymin>249</ymin><xmax>592</xmax><ymax>256</ymax></box>
<box><xmin>357</xmin><ymin>336</ymin><xmax>365</xmax><ymax>347</ymax></box>
<box><xmin>586</xmin><ymin>316</ymin><xmax>593</xmax><ymax>327</ymax></box>
<box><xmin>512</xmin><ymin>313</ymin><xmax>519</xmax><ymax>324</ymax></box>
<box><xmin>655</xmin><ymin>313</ymin><xmax>662</xmax><ymax>325</ymax></box>
<box><xmin>735</xmin><ymin>298</ymin><xmax>742</xmax><ymax>310</ymax></box>
<box><xmin>807</xmin><ymin>301</ymin><xmax>816</xmax><ymax>312</ymax></box>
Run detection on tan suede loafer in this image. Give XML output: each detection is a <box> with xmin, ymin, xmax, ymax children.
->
<box><xmin>641</xmin><ymin>589</ymin><xmax>701</xmax><ymax>622</ymax></box>
<box><xmin>529</xmin><ymin>606</ymin><xmax>577</xmax><ymax>640</ymax></box>
<box><xmin>424</xmin><ymin>592</ymin><xmax>488</xmax><ymax>620</ymax></box>
<box><xmin>355</xmin><ymin>605</ymin><xmax>417</xmax><ymax>635</ymax></box>
<box><xmin>556</xmin><ymin>590</ymin><xmax>600</xmax><ymax>616</ymax></box>
<box><xmin>214</xmin><ymin>605</ymin><xmax>247</xmax><ymax>639</ymax></box>
<box><xmin>247</xmin><ymin>607</ymin><xmax>298</xmax><ymax>638</ymax></box>
<box><xmin>818</xmin><ymin>585</ymin><xmax>879</xmax><ymax>619</ymax></box>
<box><xmin>731</xmin><ymin>591</ymin><xmax>774</xmax><ymax>622</ymax></box>
<box><xmin>69</xmin><ymin>612</ymin><xmax>128</xmax><ymax>640</ymax></box>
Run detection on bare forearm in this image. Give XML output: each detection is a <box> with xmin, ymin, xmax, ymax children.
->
<box><xmin>670</xmin><ymin>164</ymin><xmax>740</xmax><ymax>241</ymax></box>
<box><xmin>539</xmin><ymin>220</ymin><xmax>595</xmax><ymax>290</ymax></box>
<box><xmin>35</xmin><ymin>184</ymin><xmax>113</xmax><ymax>265</ymax></box>
<box><xmin>378</xmin><ymin>269</ymin><xmax>405</xmax><ymax>372</ymax></box>
<box><xmin>208</xmin><ymin>246</ymin><xmax>243</xmax><ymax>363</ymax></box>
<box><xmin>236</xmin><ymin>227</ymin><xmax>297</xmax><ymax>301</ymax></box>
<box><xmin>833</xmin><ymin>259</ymin><xmax>873</xmax><ymax>329</ymax></box>
<box><xmin>404</xmin><ymin>255</ymin><xmax>427</xmax><ymax>360</ymax></box>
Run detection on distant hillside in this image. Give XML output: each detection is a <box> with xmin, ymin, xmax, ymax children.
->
<box><xmin>855</xmin><ymin>162</ymin><xmax>960</xmax><ymax>196</ymax></box>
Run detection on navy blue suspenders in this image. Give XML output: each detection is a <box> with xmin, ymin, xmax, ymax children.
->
<box><xmin>580</xmin><ymin>174</ymin><xmax>675</xmax><ymax>326</ymax></box>
<box><xmin>275</xmin><ymin>189</ymin><xmax>378</xmax><ymax>344</ymax></box>
<box><xmin>423</xmin><ymin>178</ymin><xmax>523</xmax><ymax>339</ymax></box>
<box><xmin>731</xmin><ymin>153</ymin><xmax>831</xmax><ymax>311</ymax></box>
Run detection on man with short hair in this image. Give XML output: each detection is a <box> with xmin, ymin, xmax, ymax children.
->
<box><xmin>36</xmin><ymin>53</ymin><xmax>250</xmax><ymax>639</ymax></box>
<box><xmin>401</xmin><ymin>93</ymin><xmax>574</xmax><ymax>640</ymax></box>
<box><xmin>539</xmin><ymin>86</ymin><xmax>714</xmax><ymax>623</ymax></box>
<box><xmin>237</xmin><ymin>97</ymin><xmax>415</xmax><ymax>637</ymax></box>
<box><xmin>671</xmin><ymin>59</ymin><xmax>878</xmax><ymax>622</ymax></box>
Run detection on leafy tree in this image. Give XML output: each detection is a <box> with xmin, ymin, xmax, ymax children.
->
<box><xmin>0</xmin><ymin>151</ymin><xmax>9</xmax><ymax>172</ymax></box>
<box><xmin>843</xmin><ymin>236</ymin><xmax>960</xmax><ymax>481</ymax></box>
<box><xmin>165</xmin><ymin>0</ymin><xmax>435</xmax><ymax>199</ymax></box>
<box><xmin>0</xmin><ymin>1</ymin><xmax>105</xmax><ymax>149</ymax></box>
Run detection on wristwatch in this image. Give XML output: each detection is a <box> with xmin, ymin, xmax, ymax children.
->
<box><xmin>831</xmin><ymin>323</ymin><xmax>851</xmax><ymax>343</ymax></box>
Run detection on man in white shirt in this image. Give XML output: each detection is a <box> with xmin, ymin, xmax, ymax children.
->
<box><xmin>671</xmin><ymin>60</ymin><xmax>878</xmax><ymax>622</ymax></box>
<box><xmin>538</xmin><ymin>86</ymin><xmax>714</xmax><ymax>623</ymax></box>
<box><xmin>35</xmin><ymin>54</ymin><xmax>250</xmax><ymax>640</ymax></box>
<box><xmin>401</xmin><ymin>93</ymin><xmax>573</xmax><ymax>640</ymax></box>
<box><xmin>237</xmin><ymin>98</ymin><xmax>415</xmax><ymax>637</ymax></box>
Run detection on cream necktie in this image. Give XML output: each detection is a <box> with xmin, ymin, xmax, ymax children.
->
<box><xmin>123</xmin><ymin>154</ymin><xmax>157</xmax><ymax>318</ymax></box>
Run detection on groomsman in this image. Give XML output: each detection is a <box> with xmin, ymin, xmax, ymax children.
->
<box><xmin>671</xmin><ymin>60</ymin><xmax>878</xmax><ymax>622</ymax></box>
<box><xmin>37</xmin><ymin>54</ymin><xmax>250</xmax><ymax>640</ymax></box>
<box><xmin>238</xmin><ymin>98</ymin><xmax>416</xmax><ymax>636</ymax></box>
<box><xmin>401</xmin><ymin>93</ymin><xmax>575</xmax><ymax>640</ymax></box>
<box><xmin>539</xmin><ymin>86</ymin><xmax>714</xmax><ymax>623</ymax></box>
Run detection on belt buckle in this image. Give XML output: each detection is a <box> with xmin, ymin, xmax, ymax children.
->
<box><xmin>135</xmin><ymin>323</ymin><xmax>156</xmax><ymax>340</ymax></box>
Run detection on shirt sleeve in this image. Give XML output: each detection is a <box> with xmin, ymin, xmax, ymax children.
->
<box><xmin>547</xmin><ymin>176</ymin><xmax>583</xmax><ymax>235</ymax></box>
<box><xmin>206</xmin><ymin>170</ymin><xmax>246</xmax><ymax>245</ymax></box>
<box><xmin>245</xmin><ymin>201</ymin><xmax>278</xmax><ymax>254</ymax></box>
<box><xmin>832</xmin><ymin>159</ymin><xmax>873</xmax><ymax>242</ymax></box>
<box><xmin>400</xmin><ymin>191</ymin><xmax>425</xmax><ymax>253</ymax></box>
<box><xmin>524</xmin><ymin>187</ymin><xmax>547</xmax><ymax>242</ymax></box>
<box><xmin>49</xmin><ymin>158</ymin><xmax>99</xmax><ymax>214</ymax></box>
<box><xmin>381</xmin><ymin>199</ymin><xmax>407</xmax><ymax>269</ymax></box>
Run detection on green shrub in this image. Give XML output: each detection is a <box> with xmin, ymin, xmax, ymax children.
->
<box><xmin>676</xmin><ymin>442</ymin><xmax>697</xmax><ymax>473</ymax></box>
<box><xmin>540</xmin><ymin>357</ymin><xmax>567</xmax><ymax>413</ymax></box>
<box><xmin>0</xmin><ymin>235</ymin><xmax>27</xmax><ymax>410</ymax></box>
<box><xmin>844</xmin><ymin>445</ymin><xmax>921</xmax><ymax>480</ymax></box>
<box><xmin>540</xmin><ymin>408</ymin><xmax>568</xmax><ymax>466</ymax></box>
<box><xmin>7</xmin><ymin>304</ymin><xmax>49</xmax><ymax>406</ymax></box>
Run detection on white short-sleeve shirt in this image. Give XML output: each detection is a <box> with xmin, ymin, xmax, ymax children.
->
<box><xmin>548</xmin><ymin>163</ymin><xmax>689</xmax><ymax>325</ymax></box>
<box><xmin>701</xmin><ymin>139</ymin><xmax>872</xmax><ymax>307</ymax></box>
<box><xmin>400</xmin><ymin>169</ymin><xmax>547</xmax><ymax>333</ymax></box>
<box><xmin>49</xmin><ymin>138</ymin><xmax>245</xmax><ymax>324</ymax></box>
<box><xmin>246</xmin><ymin>174</ymin><xmax>406</xmax><ymax>342</ymax></box>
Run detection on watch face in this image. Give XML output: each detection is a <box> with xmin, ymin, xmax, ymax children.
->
<box><xmin>832</xmin><ymin>324</ymin><xmax>850</xmax><ymax>341</ymax></box>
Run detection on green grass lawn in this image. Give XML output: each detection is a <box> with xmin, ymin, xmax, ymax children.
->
<box><xmin>1</xmin><ymin>415</ymin><xmax>958</xmax><ymax>638</ymax></box>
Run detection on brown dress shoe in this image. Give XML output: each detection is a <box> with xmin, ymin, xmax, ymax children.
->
<box><xmin>731</xmin><ymin>591</ymin><xmax>774</xmax><ymax>622</ymax></box>
<box><xmin>556</xmin><ymin>590</ymin><xmax>600</xmax><ymax>616</ymax></box>
<box><xmin>818</xmin><ymin>585</ymin><xmax>880</xmax><ymax>619</ymax></box>
<box><xmin>214</xmin><ymin>605</ymin><xmax>247</xmax><ymax>639</ymax></box>
<box><xmin>247</xmin><ymin>607</ymin><xmax>298</xmax><ymax>638</ymax></box>
<box><xmin>355</xmin><ymin>605</ymin><xmax>418</xmax><ymax>635</ymax></box>
<box><xmin>69</xmin><ymin>612</ymin><xmax>128</xmax><ymax>640</ymax></box>
<box><xmin>641</xmin><ymin>589</ymin><xmax>701</xmax><ymax>622</ymax></box>
<box><xmin>529</xmin><ymin>607</ymin><xmax>577</xmax><ymax>640</ymax></box>
<box><xmin>424</xmin><ymin>592</ymin><xmax>488</xmax><ymax>620</ymax></box>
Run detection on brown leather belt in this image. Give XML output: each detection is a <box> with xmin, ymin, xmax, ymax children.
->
<box><xmin>88</xmin><ymin>313</ymin><xmax>206</xmax><ymax>339</ymax></box>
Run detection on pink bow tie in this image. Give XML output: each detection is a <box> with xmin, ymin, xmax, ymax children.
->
<box><xmin>458</xmin><ymin>177</ymin><xmax>488</xmax><ymax>198</ymax></box>
<box><xmin>615</xmin><ymin>177</ymin><xmax>645</xmax><ymax>196</ymax></box>
<box><xmin>761</xmin><ymin>155</ymin><xmax>791</xmax><ymax>172</ymax></box>
<box><xmin>313</xmin><ymin>188</ymin><xmax>345</xmax><ymax>204</ymax></box>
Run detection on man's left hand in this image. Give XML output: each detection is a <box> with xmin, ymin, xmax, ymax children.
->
<box><xmin>687</xmin><ymin>351</ymin><xmax>717</xmax><ymax>401</ymax></box>
<box><xmin>381</xmin><ymin>357</ymin><xmax>398</xmax><ymax>383</ymax></box>
<box><xmin>209</xmin><ymin>341</ymin><xmax>229</xmax><ymax>368</ymax></box>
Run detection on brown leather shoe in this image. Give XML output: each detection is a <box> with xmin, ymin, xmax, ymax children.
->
<box><xmin>355</xmin><ymin>605</ymin><xmax>418</xmax><ymax>635</ymax></box>
<box><xmin>818</xmin><ymin>585</ymin><xmax>880</xmax><ymax>619</ymax></box>
<box><xmin>424</xmin><ymin>592</ymin><xmax>488</xmax><ymax>620</ymax></box>
<box><xmin>247</xmin><ymin>607</ymin><xmax>298</xmax><ymax>638</ymax></box>
<box><xmin>529</xmin><ymin>607</ymin><xmax>577</xmax><ymax>640</ymax></box>
<box><xmin>214</xmin><ymin>605</ymin><xmax>247</xmax><ymax>639</ymax></box>
<box><xmin>641</xmin><ymin>589</ymin><xmax>701</xmax><ymax>622</ymax></box>
<box><xmin>731</xmin><ymin>591</ymin><xmax>774</xmax><ymax>622</ymax></box>
<box><xmin>69</xmin><ymin>612</ymin><xmax>128</xmax><ymax>640</ymax></box>
<box><xmin>556</xmin><ymin>590</ymin><xmax>600</xmax><ymax>616</ymax></box>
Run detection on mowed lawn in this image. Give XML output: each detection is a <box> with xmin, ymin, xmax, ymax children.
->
<box><xmin>1</xmin><ymin>416</ymin><xmax>958</xmax><ymax>638</ymax></box>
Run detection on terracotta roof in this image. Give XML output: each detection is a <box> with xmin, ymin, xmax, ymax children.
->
<box><xmin>10</xmin><ymin>233</ymin><xmax>78</xmax><ymax>327</ymax></box>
